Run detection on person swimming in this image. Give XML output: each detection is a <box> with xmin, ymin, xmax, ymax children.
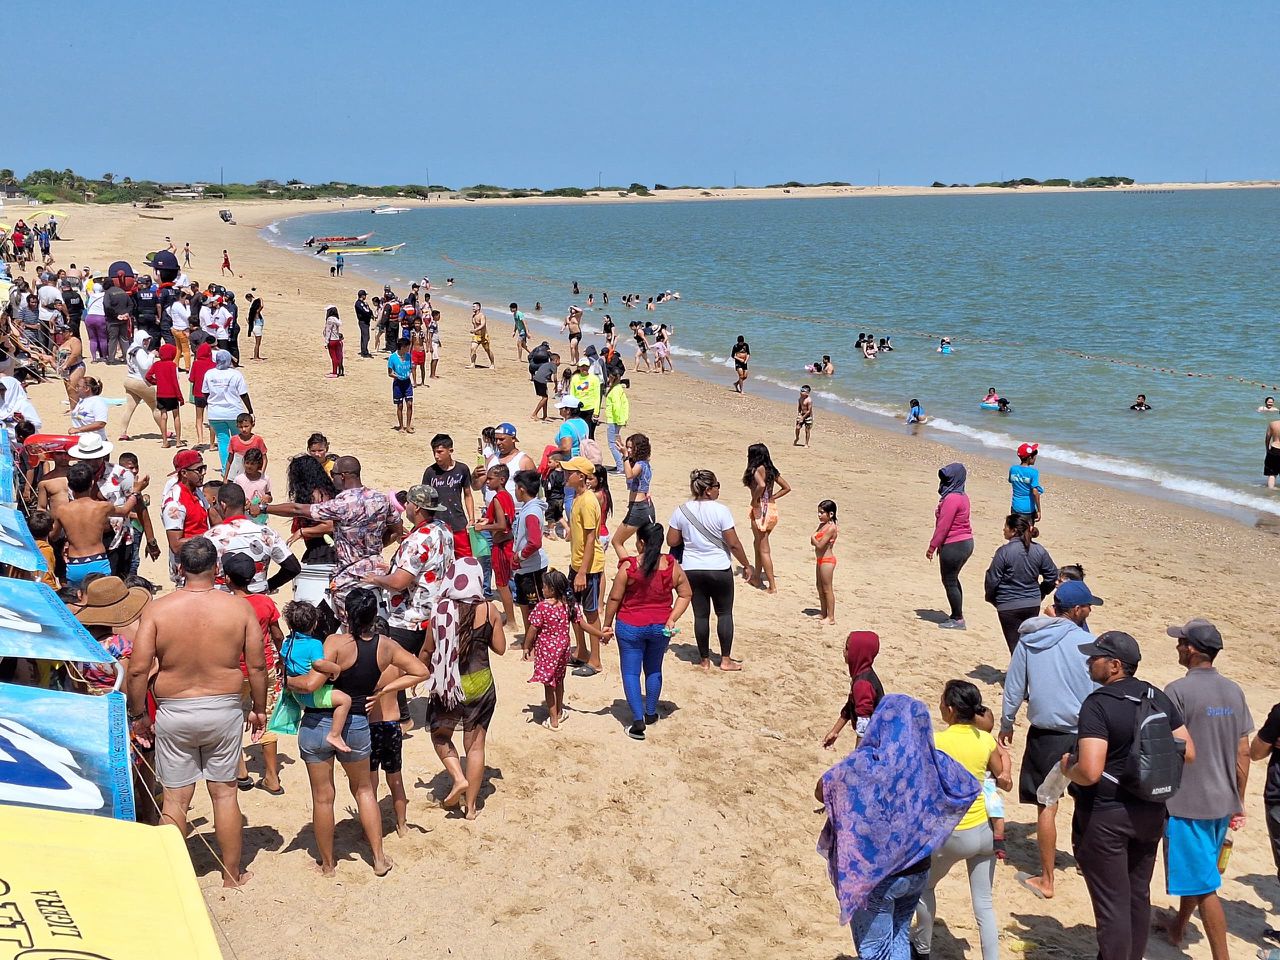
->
<box><xmin>982</xmin><ymin>388</ymin><xmax>999</xmax><ymax>405</ymax></box>
<box><xmin>996</xmin><ymin>397</ymin><xmax>1012</xmax><ymax>413</ymax></box>
<box><xmin>1259</xmin><ymin>396</ymin><xmax>1276</xmax><ymax>413</ymax></box>
<box><xmin>936</xmin><ymin>337</ymin><xmax>954</xmax><ymax>355</ymax></box>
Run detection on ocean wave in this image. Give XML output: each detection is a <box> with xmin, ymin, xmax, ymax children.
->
<box><xmin>266</xmin><ymin>222</ymin><xmax>281</xmax><ymax>235</ymax></box>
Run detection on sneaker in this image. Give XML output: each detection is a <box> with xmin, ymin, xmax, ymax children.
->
<box><xmin>645</xmin><ymin>713</ymin><xmax>659</xmax><ymax>725</ymax></box>
<box><xmin>627</xmin><ymin>721</ymin><xmax>646</xmax><ymax>741</ymax></box>
<box><xmin>938</xmin><ymin>618</ymin><xmax>967</xmax><ymax>630</ymax></box>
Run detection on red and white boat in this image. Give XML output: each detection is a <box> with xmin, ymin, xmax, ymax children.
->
<box><xmin>304</xmin><ymin>232</ymin><xmax>373</xmax><ymax>247</ymax></box>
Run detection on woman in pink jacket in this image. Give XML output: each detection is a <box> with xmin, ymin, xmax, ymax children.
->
<box><xmin>926</xmin><ymin>463</ymin><xmax>974</xmax><ymax>630</ymax></box>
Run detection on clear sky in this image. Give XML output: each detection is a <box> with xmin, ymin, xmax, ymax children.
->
<box><xmin>9</xmin><ymin>1</ymin><xmax>1277</xmax><ymax>187</ymax></box>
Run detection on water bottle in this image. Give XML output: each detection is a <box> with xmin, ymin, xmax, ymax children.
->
<box><xmin>1217</xmin><ymin>836</ymin><xmax>1233</xmax><ymax>874</ymax></box>
<box><xmin>1036</xmin><ymin>765</ymin><xmax>1070</xmax><ymax>806</ymax></box>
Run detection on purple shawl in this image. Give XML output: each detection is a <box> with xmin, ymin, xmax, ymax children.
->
<box><xmin>816</xmin><ymin>694</ymin><xmax>980</xmax><ymax>923</ymax></box>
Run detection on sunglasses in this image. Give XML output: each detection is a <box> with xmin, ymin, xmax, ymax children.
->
<box><xmin>184</xmin><ymin>464</ymin><xmax>208</xmax><ymax>474</ymax></box>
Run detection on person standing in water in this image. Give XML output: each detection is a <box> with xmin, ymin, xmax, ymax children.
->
<box><xmin>1266</xmin><ymin>418</ymin><xmax>1280</xmax><ymax>489</ymax></box>
<box><xmin>731</xmin><ymin>335</ymin><xmax>750</xmax><ymax>393</ymax></box>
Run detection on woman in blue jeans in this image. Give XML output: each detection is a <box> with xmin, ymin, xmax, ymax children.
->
<box><xmin>289</xmin><ymin>587</ymin><xmax>426</xmax><ymax>877</ymax></box>
<box><xmin>602</xmin><ymin>521</ymin><xmax>691</xmax><ymax>741</ymax></box>
<box><xmin>816</xmin><ymin>695</ymin><xmax>980</xmax><ymax>960</ymax></box>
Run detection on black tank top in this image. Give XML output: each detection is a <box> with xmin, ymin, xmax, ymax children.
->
<box><xmin>332</xmin><ymin>634</ymin><xmax>381</xmax><ymax>717</ymax></box>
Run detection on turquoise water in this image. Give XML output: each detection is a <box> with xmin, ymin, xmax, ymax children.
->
<box><xmin>267</xmin><ymin>190</ymin><xmax>1280</xmax><ymax>521</ymax></box>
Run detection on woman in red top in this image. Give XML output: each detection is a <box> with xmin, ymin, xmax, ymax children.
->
<box><xmin>188</xmin><ymin>343</ymin><xmax>215</xmax><ymax>449</ymax></box>
<box><xmin>602</xmin><ymin>521</ymin><xmax>692</xmax><ymax>740</ymax></box>
<box><xmin>146</xmin><ymin>343</ymin><xmax>185</xmax><ymax>448</ymax></box>
<box><xmin>926</xmin><ymin>462</ymin><xmax>975</xmax><ymax>631</ymax></box>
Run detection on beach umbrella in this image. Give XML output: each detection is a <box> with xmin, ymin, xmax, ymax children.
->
<box><xmin>0</xmin><ymin>683</ymin><xmax>134</xmax><ymax>819</ymax></box>
<box><xmin>0</xmin><ymin>805</ymin><xmax>221</xmax><ymax>956</ymax></box>
<box><xmin>0</xmin><ymin>503</ymin><xmax>45</xmax><ymax>573</ymax></box>
<box><xmin>0</xmin><ymin>577</ymin><xmax>109</xmax><ymax>664</ymax></box>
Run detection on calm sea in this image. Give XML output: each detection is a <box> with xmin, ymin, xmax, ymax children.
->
<box><xmin>266</xmin><ymin>189</ymin><xmax>1280</xmax><ymax>522</ymax></box>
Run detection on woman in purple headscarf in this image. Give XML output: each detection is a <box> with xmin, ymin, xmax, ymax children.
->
<box><xmin>816</xmin><ymin>694</ymin><xmax>980</xmax><ymax>959</ymax></box>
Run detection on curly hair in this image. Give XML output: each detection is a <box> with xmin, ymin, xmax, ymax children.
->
<box><xmin>288</xmin><ymin>452</ymin><xmax>337</xmax><ymax>506</ymax></box>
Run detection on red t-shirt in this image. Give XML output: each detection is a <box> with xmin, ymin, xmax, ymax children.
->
<box><xmin>485</xmin><ymin>489</ymin><xmax>516</xmax><ymax>546</ymax></box>
<box><xmin>240</xmin><ymin>593</ymin><xmax>280</xmax><ymax>677</ymax></box>
<box><xmin>229</xmin><ymin>434</ymin><xmax>268</xmax><ymax>461</ymax></box>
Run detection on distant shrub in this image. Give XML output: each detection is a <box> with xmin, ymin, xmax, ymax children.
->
<box><xmin>1041</xmin><ymin>178</ymin><xmax>1071</xmax><ymax>187</ymax></box>
<box><xmin>653</xmin><ymin>183</ymin><xmax>669</xmax><ymax>191</ymax></box>
<box><xmin>628</xmin><ymin>183</ymin><xmax>651</xmax><ymax>196</ymax></box>
<box><xmin>815</xmin><ymin>181</ymin><xmax>851</xmax><ymax>187</ymax></box>
<box><xmin>541</xmin><ymin>187</ymin><xmax>589</xmax><ymax>198</ymax></box>
<box><xmin>931</xmin><ymin>181</ymin><xmax>947</xmax><ymax>188</ymax></box>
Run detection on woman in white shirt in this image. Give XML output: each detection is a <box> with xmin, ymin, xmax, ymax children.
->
<box><xmin>168</xmin><ymin>290</ymin><xmax>192</xmax><ymax>371</ymax></box>
<box><xmin>0</xmin><ymin>375</ymin><xmax>42</xmax><ymax>441</ymax></box>
<box><xmin>666</xmin><ymin>469</ymin><xmax>753</xmax><ymax>672</ymax></box>
<box><xmin>202</xmin><ymin>349</ymin><xmax>253</xmax><ymax>472</ymax></box>
<box><xmin>322</xmin><ymin>305</ymin><xmax>344</xmax><ymax>378</ymax></box>
<box><xmin>68</xmin><ymin>375</ymin><xmax>109</xmax><ymax>441</ymax></box>
<box><xmin>119</xmin><ymin>329</ymin><xmax>163</xmax><ymax>441</ymax></box>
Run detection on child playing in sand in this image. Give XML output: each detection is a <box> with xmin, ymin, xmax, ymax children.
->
<box><xmin>822</xmin><ymin>630</ymin><xmax>884</xmax><ymax>748</ymax></box>
<box><xmin>524</xmin><ymin>569</ymin><xmax>607</xmax><ymax>730</ymax></box>
<box><xmin>280</xmin><ymin>600</ymin><xmax>352</xmax><ymax>753</ymax></box>
<box><xmin>811</xmin><ymin>499</ymin><xmax>838</xmax><ymax>624</ymax></box>
<box><xmin>233</xmin><ymin>448</ymin><xmax>272</xmax><ymax>526</ymax></box>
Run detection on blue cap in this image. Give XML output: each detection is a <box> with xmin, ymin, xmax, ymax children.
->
<box><xmin>1055</xmin><ymin>580</ymin><xmax>1103</xmax><ymax>608</ymax></box>
<box><xmin>495</xmin><ymin>422</ymin><xmax>518</xmax><ymax>439</ymax></box>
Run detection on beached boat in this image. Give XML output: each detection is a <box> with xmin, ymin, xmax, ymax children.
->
<box><xmin>138</xmin><ymin>213</ymin><xmax>174</xmax><ymax>221</ymax></box>
<box><xmin>371</xmin><ymin>206</ymin><xmax>411</xmax><ymax>215</ymax></box>
<box><xmin>304</xmin><ymin>232</ymin><xmax>372</xmax><ymax>247</ymax></box>
<box><xmin>326</xmin><ymin>243</ymin><xmax>405</xmax><ymax>256</ymax></box>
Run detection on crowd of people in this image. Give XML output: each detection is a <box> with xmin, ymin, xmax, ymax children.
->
<box><xmin>1</xmin><ymin>235</ymin><xmax>1277</xmax><ymax>960</ymax></box>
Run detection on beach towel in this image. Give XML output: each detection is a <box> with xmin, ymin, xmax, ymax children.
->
<box><xmin>428</xmin><ymin>557</ymin><xmax>486</xmax><ymax>710</ymax></box>
<box><xmin>817</xmin><ymin>694</ymin><xmax>979</xmax><ymax>923</ymax></box>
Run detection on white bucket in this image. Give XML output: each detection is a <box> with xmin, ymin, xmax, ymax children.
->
<box><xmin>293</xmin><ymin>563</ymin><xmax>334</xmax><ymax>606</ymax></box>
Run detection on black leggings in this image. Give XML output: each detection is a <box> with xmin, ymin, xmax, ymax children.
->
<box><xmin>937</xmin><ymin>538</ymin><xmax>974</xmax><ymax>620</ymax></box>
<box><xmin>997</xmin><ymin>605</ymin><xmax>1041</xmax><ymax>653</ymax></box>
<box><xmin>685</xmin><ymin>568</ymin><xmax>735</xmax><ymax>660</ymax></box>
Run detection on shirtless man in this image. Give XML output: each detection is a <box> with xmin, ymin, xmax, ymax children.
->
<box><xmin>794</xmin><ymin>385</ymin><xmax>814</xmax><ymax>446</ymax></box>
<box><xmin>127</xmin><ymin>536</ymin><xmax>265</xmax><ymax>888</ymax></box>
<box><xmin>1266</xmin><ymin>419</ymin><xmax>1280</xmax><ymax>489</ymax></box>
<box><xmin>35</xmin><ymin>448</ymin><xmax>72</xmax><ymax>513</ymax></box>
<box><xmin>469</xmin><ymin>302</ymin><xmax>495</xmax><ymax>368</ymax></box>
<box><xmin>731</xmin><ymin>335</ymin><xmax>750</xmax><ymax>393</ymax></box>
<box><xmin>562</xmin><ymin>305</ymin><xmax>584</xmax><ymax>363</ymax></box>
<box><xmin>54</xmin><ymin>463</ymin><xmax>138</xmax><ymax>587</ymax></box>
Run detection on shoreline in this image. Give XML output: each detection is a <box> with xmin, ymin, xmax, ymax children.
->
<box><xmin>262</xmin><ymin>202</ymin><xmax>1280</xmax><ymax>531</ymax></box>
<box><xmin>18</xmin><ymin>197</ymin><xmax>1280</xmax><ymax>959</ymax></box>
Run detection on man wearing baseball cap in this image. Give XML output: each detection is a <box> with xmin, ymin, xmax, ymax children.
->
<box><xmin>161</xmin><ymin>449</ymin><xmax>211</xmax><ymax>583</ymax></box>
<box><xmin>1064</xmin><ymin>631</ymin><xmax>1194</xmax><ymax>960</ymax></box>
<box><xmin>1000</xmin><ymin>577</ymin><xmax>1101</xmax><ymax>898</ymax></box>
<box><xmin>569</xmin><ymin>356</ymin><xmax>602</xmax><ymax>438</ymax></box>
<box><xmin>488</xmin><ymin>423</ymin><xmax>535</xmax><ymax>501</ymax></box>
<box><xmin>1159</xmin><ymin>619</ymin><xmax>1252</xmax><ymax>956</ymax></box>
<box><xmin>363</xmin><ymin>484</ymin><xmax>455</xmax><ymax>722</ymax></box>
<box><xmin>563</xmin><ymin>456</ymin><xmax>606</xmax><ymax>676</ymax></box>
<box><xmin>1009</xmin><ymin>442</ymin><xmax>1044</xmax><ymax>523</ymax></box>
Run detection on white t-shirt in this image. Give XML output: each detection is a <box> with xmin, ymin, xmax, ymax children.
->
<box><xmin>668</xmin><ymin>500</ymin><xmax>736</xmax><ymax>571</ymax></box>
<box><xmin>71</xmin><ymin>396</ymin><xmax>109</xmax><ymax>441</ymax></box>
<box><xmin>202</xmin><ymin>368</ymin><xmax>249</xmax><ymax>422</ymax></box>
<box><xmin>37</xmin><ymin>286</ymin><xmax>63</xmax><ymax>324</ymax></box>
<box><xmin>168</xmin><ymin>301</ymin><xmax>190</xmax><ymax>332</ymax></box>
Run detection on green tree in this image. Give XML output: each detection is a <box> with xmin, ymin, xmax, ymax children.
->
<box><xmin>102</xmin><ymin>173</ymin><xmax>115</xmax><ymax>184</ymax></box>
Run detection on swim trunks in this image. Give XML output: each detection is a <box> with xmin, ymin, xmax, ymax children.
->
<box><xmin>392</xmin><ymin>377</ymin><xmax>413</xmax><ymax>404</ymax></box>
<box><xmin>153</xmin><ymin>693</ymin><xmax>243</xmax><ymax>788</ymax></box>
<box><xmin>369</xmin><ymin>720</ymin><xmax>404</xmax><ymax>774</ymax></box>
<box><xmin>796</xmin><ymin>415</ymin><xmax>814</xmax><ymax>427</ymax></box>
<box><xmin>569</xmin><ymin>331</ymin><xmax>582</xmax><ymax>342</ymax></box>
<box><xmin>65</xmin><ymin>552</ymin><xmax>112</xmax><ymax>587</ymax></box>
<box><xmin>411</xmin><ymin>350</ymin><xmax>426</xmax><ymax>365</ymax></box>
<box><xmin>472</xmin><ymin>332</ymin><xmax>490</xmax><ymax>347</ymax></box>
<box><xmin>1266</xmin><ymin>447</ymin><xmax>1280</xmax><ymax>477</ymax></box>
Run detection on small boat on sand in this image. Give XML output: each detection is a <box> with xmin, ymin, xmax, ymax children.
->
<box><xmin>305</xmin><ymin>232</ymin><xmax>373</xmax><ymax>247</ymax></box>
<box><xmin>324</xmin><ymin>243</ymin><xmax>405</xmax><ymax>256</ymax></box>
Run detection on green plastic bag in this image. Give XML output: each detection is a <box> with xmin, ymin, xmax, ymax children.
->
<box><xmin>266</xmin><ymin>689</ymin><xmax>302</xmax><ymax>736</ymax></box>
<box><xmin>469</xmin><ymin>528</ymin><xmax>492</xmax><ymax>559</ymax></box>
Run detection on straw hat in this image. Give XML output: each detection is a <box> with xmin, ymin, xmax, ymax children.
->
<box><xmin>73</xmin><ymin>577</ymin><xmax>150</xmax><ymax>628</ymax></box>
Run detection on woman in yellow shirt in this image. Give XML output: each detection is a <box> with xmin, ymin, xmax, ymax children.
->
<box><xmin>912</xmin><ymin>680</ymin><xmax>1007</xmax><ymax>960</ymax></box>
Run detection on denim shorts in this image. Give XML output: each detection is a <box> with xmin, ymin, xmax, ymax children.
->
<box><xmin>298</xmin><ymin>711</ymin><xmax>371</xmax><ymax>764</ymax></box>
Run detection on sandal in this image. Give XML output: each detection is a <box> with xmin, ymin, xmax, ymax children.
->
<box><xmin>254</xmin><ymin>780</ymin><xmax>284</xmax><ymax>796</ymax></box>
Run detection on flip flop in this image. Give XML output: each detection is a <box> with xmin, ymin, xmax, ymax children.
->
<box><xmin>540</xmin><ymin>718</ymin><xmax>561</xmax><ymax>732</ymax></box>
<box><xmin>1015</xmin><ymin>871</ymin><xmax>1048</xmax><ymax>900</ymax></box>
<box><xmin>254</xmin><ymin>781</ymin><xmax>284</xmax><ymax>796</ymax></box>
<box><xmin>571</xmin><ymin>665</ymin><xmax>600</xmax><ymax>678</ymax></box>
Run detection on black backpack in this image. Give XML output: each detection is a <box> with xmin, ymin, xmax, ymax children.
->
<box><xmin>1100</xmin><ymin>682</ymin><xmax>1185</xmax><ymax>802</ymax></box>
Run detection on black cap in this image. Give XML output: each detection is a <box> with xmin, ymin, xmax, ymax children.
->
<box><xmin>1079</xmin><ymin>630</ymin><xmax>1142</xmax><ymax>666</ymax></box>
<box><xmin>1166</xmin><ymin>619</ymin><xmax>1223</xmax><ymax>653</ymax></box>
<box><xmin>221</xmin><ymin>552</ymin><xmax>256</xmax><ymax>585</ymax></box>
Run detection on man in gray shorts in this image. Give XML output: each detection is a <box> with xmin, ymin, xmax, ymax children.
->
<box><xmin>127</xmin><ymin>536</ymin><xmax>266</xmax><ymax>888</ymax></box>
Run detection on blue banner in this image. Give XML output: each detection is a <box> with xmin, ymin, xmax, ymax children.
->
<box><xmin>0</xmin><ymin>577</ymin><xmax>109</xmax><ymax>663</ymax></box>
<box><xmin>0</xmin><ymin>503</ymin><xmax>44</xmax><ymax>573</ymax></box>
<box><xmin>0</xmin><ymin>684</ymin><xmax>135</xmax><ymax>820</ymax></box>
<box><xmin>0</xmin><ymin>438</ymin><xmax>13</xmax><ymax>506</ymax></box>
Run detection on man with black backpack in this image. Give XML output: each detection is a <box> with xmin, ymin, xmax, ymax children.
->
<box><xmin>1157</xmin><ymin>619</ymin><xmax>1252</xmax><ymax>960</ymax></box>
<box><xmin>1064</xmin><ymin>630</ymin><xmax>1196</xmax><ymax>960</ymax></box>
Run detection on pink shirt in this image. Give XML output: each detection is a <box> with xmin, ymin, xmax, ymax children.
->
<box><xmin>234</xmin><ymin>473</ymin><xmax>272</xmax><ymax>507</ymax></box>
<box><xmin>929</xmin><ymin>493</ymin><xmax>973</xmax><ymax>552</ymax></box>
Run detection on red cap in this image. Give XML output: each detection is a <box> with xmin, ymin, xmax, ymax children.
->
<box><xmin>1017</xmin><ymin>442</ymin><xmax>1039</xmax><ymax>459</ymax></box>
<box><xmin>173</xmin><ymin>450</ymin><xmax>203</xmax><ymax>471</ymax></box>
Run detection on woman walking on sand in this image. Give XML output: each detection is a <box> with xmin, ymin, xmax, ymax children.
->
<box><xmin>983</xmin><ymin>514</ymin><xmax>1058</xmax><ymax>654</ymax></box>
<box><xmin>119</xmin><ymin>330</ymin><xmax>165</xmax><ymax>441</ymax></box>
<box><xmin>323</xmin><ymin>305</ymin><xmax>344</xmax><ymax>378</ymax></box>
<box><xmin>743</xmin><ymin>443</ymin><xmax>790</xmax><ymax>592</ymax></box>
<box><xmin>926</xmin><ymin>463</ymin><xmax>975</xmax><ymax>631</ymax></box>
<box><xmin>423</xmin><ymin>557</ymin><xmax>507</xmax><ymax>820</ymax></box>
<box><xmin>667</xmin><ymin>469</ymin><xmax>754</xmax><ymax>672</ymax></box>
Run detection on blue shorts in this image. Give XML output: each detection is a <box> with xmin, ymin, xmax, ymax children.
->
<box><xmin>569</xmin><ymin>568</ymin><xmax>601</xmax><ymax>613</ymax></box>
<box><xmin>298</xmin><ymin>712</ymin><xmax>371</xmax><ymax>764</ymax></box>
<box><xmin>65</xmin><ymin>552</ymin><xmax>112</xmax><ymax>587</ymax></box>
<box><xmin>392</xmin><ymin>377</ymin><xmax>413</xmax><ymax>404</ymax></box>
<box><xmin>1164</xmin><ymin>814</ymin><xmax>1229</xmax><ymax>896</ymax></box>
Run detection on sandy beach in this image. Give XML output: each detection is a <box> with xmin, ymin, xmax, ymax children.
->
<box><xmin>15</xmin><ymin>198</ymin><xmax>1279</xmax><ymax>959</ymax></box>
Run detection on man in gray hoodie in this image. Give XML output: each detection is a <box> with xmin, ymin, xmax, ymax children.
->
<box><xmin>999</xmin><ymin>578</ymin><xmax>1102</xmax><ymax>898</ymax></box>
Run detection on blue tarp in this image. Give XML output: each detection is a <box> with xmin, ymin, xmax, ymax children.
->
<box><xmin>0</xmin><ymin>439</ymin><xmax>13</xmax><ymax>506</ymax></box>
<box><xmin>0</xmin><ymin>503</ymin><xmax>45</xmax><ymax>572</ymax></box>
<box><xmin>0</xmin><ymin>577</ymin><xmax>108</xmax><ymax>662</ymax></box>
<box><xmin>0</xmin><ymin>684</ymin><xmax>135</xmax><ymax>820</ymax></box>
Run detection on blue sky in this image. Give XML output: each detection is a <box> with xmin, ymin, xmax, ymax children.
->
<box><xmin>9</xmin><ymin>1</ymin><xmax>1277</xmax><ymax>187</ymax></box>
